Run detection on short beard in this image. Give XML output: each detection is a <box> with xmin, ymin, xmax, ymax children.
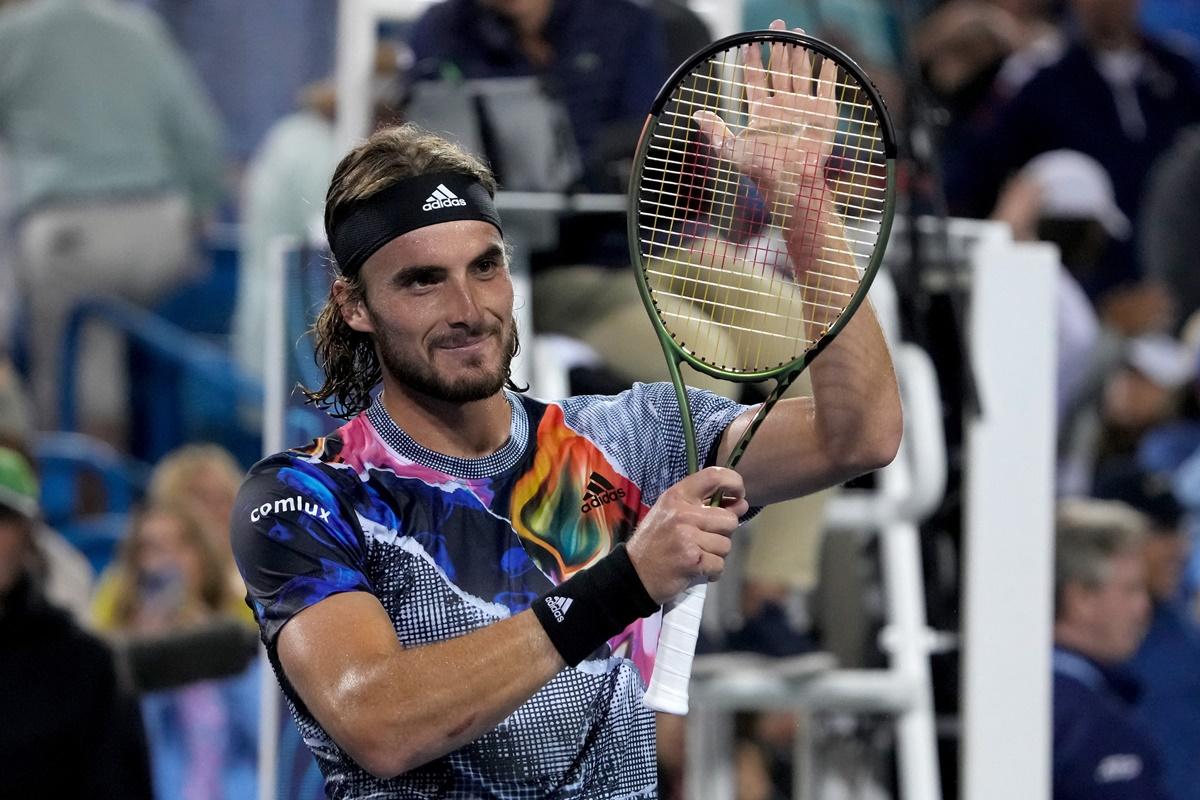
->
<box><xmin>375</xmin><ymin>320</ymin><xmax>517</xmax><ymax>403</ymax></box>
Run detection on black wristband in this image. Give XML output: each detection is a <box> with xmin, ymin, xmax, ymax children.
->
<box><xmin>531</xmin><ymin>543</ymin><xmax>660</xmax><ymax>667</ymax></box>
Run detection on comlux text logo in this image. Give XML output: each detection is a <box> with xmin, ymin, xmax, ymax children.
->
<box><xmin>249</xmin><ymin>495</ymin><xmax>331</xmax><ymax>523</ymax></box>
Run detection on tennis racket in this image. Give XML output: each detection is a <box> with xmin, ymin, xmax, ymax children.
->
<box><xmin>631</xmin><ymin>27</ymin><xmax>897</xmax><ymax>714</ymax></box>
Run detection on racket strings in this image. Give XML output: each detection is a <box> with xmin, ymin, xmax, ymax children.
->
<box><xmin>637</xmin><ymin>41</ymin><xmax>884</xmax><ymax>374</ymax></box>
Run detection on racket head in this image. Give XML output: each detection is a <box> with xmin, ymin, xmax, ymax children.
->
<box><xmin>628</xmin><ymin>29</ymin><xmax>898</xmax><ymax>384</ymax></box>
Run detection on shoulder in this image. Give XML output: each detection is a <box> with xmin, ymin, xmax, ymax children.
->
<box><xmin>556</xmin><ymin>381</ymin><xmax>720</xmax><ymax>426</ymax></box>
<box><xmin>234</xmin><ymin>436</ymin><xmax>363</xmax><ymax>533</ymax></box>
<box><xmin>1054</xmin><ymin>671</ymin><xmax>1158</xmax><ymax>762</ymax></box>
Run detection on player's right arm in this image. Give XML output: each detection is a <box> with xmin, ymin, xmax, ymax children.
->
<box><xmin>276</xmin><ymin>591</ymin><xmax>563</xmax><ymax>778</ymax></box>
<box><xmin>234</xmin><ymin>459</ymin><xmax>745</xmax><ymax>779</ymax></box>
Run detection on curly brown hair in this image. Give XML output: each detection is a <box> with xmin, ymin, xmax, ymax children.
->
<box><xmin>303</xmin><ymin>124</ymin><xmax>521</xmax><ymax>418</ymax></box>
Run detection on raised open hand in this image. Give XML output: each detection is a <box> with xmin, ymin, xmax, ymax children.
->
<box><xmin>693</xmin><ymin>19</ymin><xmax>839</xmax><ymax>221</ymax></box>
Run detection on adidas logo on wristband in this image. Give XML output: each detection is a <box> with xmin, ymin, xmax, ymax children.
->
<box><xmin>545</xmin><ymin>595</ymin><xmax>574</xmax><ymax>622</ymax></box>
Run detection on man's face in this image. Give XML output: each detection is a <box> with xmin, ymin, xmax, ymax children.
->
<box><xmin>341</xmin><ymin>220</ymin><xmax>516</xmax><ymax>404</ymax></box>
<box><xmin>1071</xmin><ymin>551</ymin><xmax>1151</xmax><ymax>662</ymax></box>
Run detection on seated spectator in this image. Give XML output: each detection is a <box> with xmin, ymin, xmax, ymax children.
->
<box><xmin>233</xmin><ymin>45</ymin><xmax>402</xmax><ymax>378</ymax></box>
<box><xmin>1094</xmin><ymin>466</ymin><xmax>1200</xmax><ymax>800</ymax></box>
<box><xmin>0</xmin><ymin>0</ymin><xmax>224</xmax><ymax>447</ymax></box>
<box><xmin>407</xmin><ymin>0</ymin><xmax>666</xmax><ymax>187</ymax></box>
<box><xmin>946</xmin><ymin>0</ymin><xmax>1200</xmax><ymax>303</ymax></box>
<box><xmin>101</xmin><ymin>501</ymin><xmax>258</xmax><ymax>800</ymax></box>
<box><xmin>0</xmin><ymin>445</ymin><xmax>152</xmax><ymax>799</ymax></box>
<box><xmin>93</xmin><ymin>443</ymin><xmax>252</xmax><ymax>629</ymax></box>
<box><xmin>1053</xmin><ymin>498</ymin><xmax>1171</xmax><ymax>800</ymax></box>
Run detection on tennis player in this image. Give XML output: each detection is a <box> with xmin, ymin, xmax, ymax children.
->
<box><xmin>232</xmin><ymin>54</ymin><xmax>900</xmax><ymax>800</ymax></box>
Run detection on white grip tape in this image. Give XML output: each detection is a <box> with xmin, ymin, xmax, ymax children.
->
<box><xmin>643</xmin><ymin>582</ymin><xmax>707</xmax><ymax>714</ymax></box>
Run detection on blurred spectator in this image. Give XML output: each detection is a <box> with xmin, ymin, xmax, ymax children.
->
<box><xmin>1140</xmin><ymin>123</ymin><xmax>1200</xmax><ymax>331</ymax></box>
<box><xmin>233</xmin><ymin>46</ymin><xmax>403</xmax><ymax>379</ymax></box>
<box><xmin>101</xmin><ymin>501</ymin><xmax>258</xmax><ymax>800</ymax></box>
<box><xmin>408</xmin><ymin>0</ymin><xmax>667</xmax><ymax>183</ymax></box>
<box><xmin>743</xmin><ymin>0</ymin><xmax>900</xmax><ymax>68</ymax></box>
<box><xmin>0</xmin><ymin>445</ymin><xmax>153</xmax><ymax>799</ymax></box>
<box><xmin>653</xmin><ymin>0</ymin><xmax>713</xmax><ymax>72</ymax></box>
<box><xmin>1052</xmin><ymin>498</ymin><xmax>1171</xmax><ymax>800</ymax></box>
<box><xmin>233</xmin><ymin>84</ymin><xmax>337</xmax><ymax>379</ymax></box>
<box><xmin>131</xmin><ymin>0</ymin><xmax>337</xmax><ymax>163</ymax></box>
<box><xmin>1094</xmin><ymin>467</ymin><xmax>1200</xmax><ymax>800</ymax></box>
<box><xmin>0</xmin><ymin>0</ymin><xmax>225</xmax><ymax>446</ymax></box>
<box><xmin>945</xmin><ymin>0</ymin><xmax>1200</xmax><ymax>302</ymax></box>
<box><xmin>1091</xmin><ymin>335</ymin><xmax>1195</xmax><ymax>487</ymax></box>
<box><xmin>94</xmin><ymin>443</ymin><xmax>251</xmax><ymax>629</ymax></box>
<box><xmin>989</xmin><ymin>148</ymin><xmax>1189</xmax><ymax>493</ymax></box>
<box><xmin>991</xmin><ymin>150</ymin><xmax>1125</xmax><ymax>410</ymax></box>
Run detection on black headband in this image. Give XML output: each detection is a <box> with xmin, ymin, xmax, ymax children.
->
<box><xmin>328</xmin><ymin>171</ymin><xmax>503</xmax><ymax>277</ymax></box>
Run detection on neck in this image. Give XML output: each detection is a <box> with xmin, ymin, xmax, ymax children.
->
<box><xmin>1053</xmin><ymin>624</ymin><xmax>1109</xmax><ymax>665</ymax></box>
<box><xmin>379</xmin><ymin>379</ymin><xmax>512</xmax><ymax>459</ymax></box>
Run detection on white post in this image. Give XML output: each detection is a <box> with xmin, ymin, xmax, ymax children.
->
<box><xmin>256</xmin><ymin>236</ymin><xmax>296</xmax><ymax>800</ymax></box>
<box><xmin>961</xmin><ymin>235</ymin><xmax>1057</xmax><ymax>800</ymax></box>
<box><xmin>335</xmin><ymin>0</ymin><xmax>437</xmax><ymax>151</ymax></box>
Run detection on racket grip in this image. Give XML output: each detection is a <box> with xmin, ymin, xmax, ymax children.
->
<box><xmin>643</xmin><ymin>582</ymin><xmax>707</xmax><ymax>714</ymax></box>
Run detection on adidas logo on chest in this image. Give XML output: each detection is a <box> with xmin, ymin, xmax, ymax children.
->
<box><xmin>423</xmin><ymin>183</ymin><xmax>467</xmax><ymax>211</ymax></box>
<box><xmin>581</xmin><ymin>471</ymin><xmax>627</xmax><ymax>513</ymax></box>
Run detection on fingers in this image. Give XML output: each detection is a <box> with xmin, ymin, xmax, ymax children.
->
<box><xmin>676</xmin><ymin>466</ymin><xmax>746</xmax><ymax>506</ymax></box>
<box><xmin>743</xmin><ymin>39</ymin><xmax>768</xmax><ymax>109</ymax></box>
<box><xmin>693</xmin><ymin>109</ymin><xmax>733</xmax><ymax>158</ymax></box>
<box><xmin>769</xmin><ymin>19</ymin><xmax>790</xmax><ymax>96</ymax></box>
<box><xmin>791</xmin><ymin>28</ymin><xmax>811</xmax><ymax>95</ymax></box>
<box><xmin>818</xmin><ymin>54</ymin><xmax>838</xmax><ymax>103</ymax></box>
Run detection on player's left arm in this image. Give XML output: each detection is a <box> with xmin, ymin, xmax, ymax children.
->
<box><xmin>716</xmin><ymin>297</ymin><xmax>901</xmax><ymax>507</ymax></box>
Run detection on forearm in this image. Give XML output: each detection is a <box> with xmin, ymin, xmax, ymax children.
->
<box><xmin>810</xmin><ymin>296</ymin><xmax>900</xmax><ymax>460</ymax></box>
<box><xmin>797</xmin><ymin>206</ymin><xmax>901</xmax><ymax>469</ymax></box>
<box><xmin>283</xmin><ymin>599</ymin><xmax>563</xmax><ymax>778</ymax></box>
<box><xmin>367</xmin><ymin>612</ymin><xmax>563</xmax><ymax>772</ymax></box>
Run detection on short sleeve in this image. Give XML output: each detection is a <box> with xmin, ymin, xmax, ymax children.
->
<box><xmin>231</xmin><ymin>455</ymin><xmax>372</xmax><ymax>646</ymax></box>
<box><xmin>559</xmin><ymin>382</ymin><xmax>751</xmax><ymax>507</ymax></box>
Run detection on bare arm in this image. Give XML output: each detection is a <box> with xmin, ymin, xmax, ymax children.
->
<box><xmin>716</xmin><ymin>300</ymin><xmax>900</xmax><ymax>506</ymax></box>
<box><xmin>700</xmin><ymin>20</ymin><xmax>902</xmax><ymax>503</ymax></box>
<box><xmin>276</xmin><ymin>593</ymin><xmax>562</xmax><ymax>779</ymax></box>
<box><xmin>274</xmin><ymin>468</ymin><xmax>749</xmax><ymax>779</ymax></box>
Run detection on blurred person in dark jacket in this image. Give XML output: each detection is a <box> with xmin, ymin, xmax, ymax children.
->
<box><xmin>1053</xmin><ymin>498</ymin><xmax>1172</xmax><ymax>800</ymax></box>
<box><xmin>1096</xmin><ymin>467</ymin><xmax>1200</xmax><ymax>800</ymax></box>
<box><xmin>946</xmin><ymin>0</ymin><xmax>1200</xmax><ymax>304</ymax></box>
<box><xmin>0</xmin><ymin>445</ymin><xmax>152</xmax><ymax>799</ymax></box>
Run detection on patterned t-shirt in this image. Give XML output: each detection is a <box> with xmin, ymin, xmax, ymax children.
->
<box><xmin>232</xmin><ymin>383</ymin><xmax>747</xmax><ymax>800</ymax></box>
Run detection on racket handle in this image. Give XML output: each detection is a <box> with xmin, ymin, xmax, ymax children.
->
<box><xmin>644</xmin><ymin>582</ymin><xmax>707</xmax><ymax>714</ymax></box>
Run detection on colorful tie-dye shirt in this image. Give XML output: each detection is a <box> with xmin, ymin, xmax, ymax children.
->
<box><xmin>232</xmin><ymin>383</ymin><xmax>748</xmax><ymax>800</ymax></box>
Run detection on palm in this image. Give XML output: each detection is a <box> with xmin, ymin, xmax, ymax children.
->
<box><xmin>695</xmin><ymin>33</ymin><xmax>839</xmax><ymax>214</ymax></box>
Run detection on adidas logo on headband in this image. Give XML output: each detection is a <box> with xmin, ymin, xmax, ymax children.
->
<box><xmin>423</xmin><ymin>184</ymin><xmax>468</xmax><ymax>211</ymax></box>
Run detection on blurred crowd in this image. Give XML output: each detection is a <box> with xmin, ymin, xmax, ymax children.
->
<box><xmin>4</xmin><ymin>0</ymin><xmax>1200</xmax><ymax>798</ymax></box>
